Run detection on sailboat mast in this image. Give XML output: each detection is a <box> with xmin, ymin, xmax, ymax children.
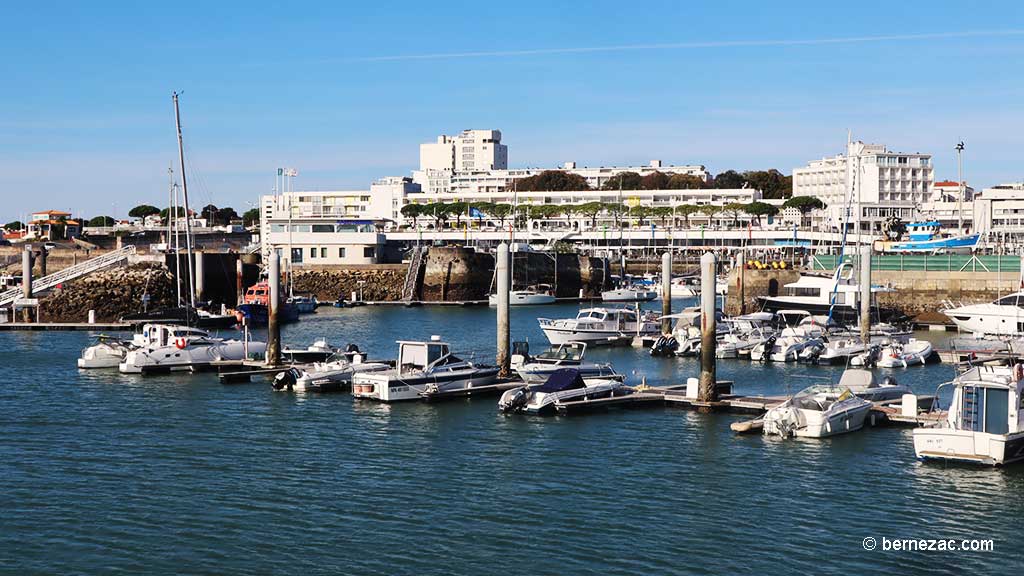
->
<box><xmin>168</xmin><ymin>165</ymin><xmax>182</xmax><ymax>306</ymax></box>
<box><xmin>173</xmin><ymin>91</ymin><xmax>197</xmax><ymax>311</ymax></box>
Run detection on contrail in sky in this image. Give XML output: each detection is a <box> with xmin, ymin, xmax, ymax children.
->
<box><xmin>342</xmin><ymin>29</ymin><xmax>1024</xmax><ymax>62</ymax></box>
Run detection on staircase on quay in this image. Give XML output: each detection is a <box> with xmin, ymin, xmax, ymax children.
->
<box><xmin>0</xmin><ymin>245</ymin><xmax>137</xmax><ymax>307</ymax></box>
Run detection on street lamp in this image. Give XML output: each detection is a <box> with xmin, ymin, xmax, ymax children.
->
<box><xmin>955</xmin><ymin>141</ymin><xmax>965</xmax><ymax>236</ymax></box>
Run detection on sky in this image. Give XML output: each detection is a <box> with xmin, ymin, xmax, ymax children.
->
<box><xmin>1</xmin><ymin>0</ymin><xmax>1023</xmax><ymax>222</ymax></box>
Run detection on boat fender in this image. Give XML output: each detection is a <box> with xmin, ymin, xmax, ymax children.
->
<box><xmin>1014</xmin><ymin>363</ymin><xmax>1024</xmax><ymax>382</ymax></box>
<box><xmin>175</xmin><ymin>337</ymin><xmax>187</xmax><ymax>350</ymax></box>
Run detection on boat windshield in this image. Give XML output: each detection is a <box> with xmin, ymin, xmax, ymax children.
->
<box><xmin>536</xmin><ymin>344</ymin><xmax>584</xmax><ymax>362</ymax></box>
<box><xmin>993</xmin><ymin>294</ymin><xmax>1024</xmax><ymax>308</ymax></box>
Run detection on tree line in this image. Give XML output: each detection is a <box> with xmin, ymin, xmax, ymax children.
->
<box><xmin>511</xmin><ymin>169</ymin><xmax>792</xmax><ymax>199</ymax></box>
<box><xmin>401</xmin><ymin>196</ymin><xmax>823</xmax><ymax>229</ymax></box>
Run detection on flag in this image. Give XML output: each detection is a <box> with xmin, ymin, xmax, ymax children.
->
<box><xmin>469</xmin><ymin>207</ymin><xmax>484</xmax><ymax>219</ymax></box>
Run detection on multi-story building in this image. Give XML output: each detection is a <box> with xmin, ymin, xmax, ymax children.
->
<box><xmin>973</xmin><ymin>182</ymin><xmax>1024</xmax><ymax>244</ymax></box>
<box><xmin>919</xmin><ymin>180</ymin><xmax>975</xmax><ymax>233</ymax></box>
<box><xmin>259</xmin><ymin>193</ymin><xmax>389</xmax><ymax>267</ymax></box>
<box><xmin>419</xmin><ymin>129</ymin><xmax>508</xmax><ymax>173</ymax></box>
<box><xmin>28</xmin><ymin>210</ymin><xmax>81</xmax><ymax>240</ymax></box>
<box><xmin>792</xmin><ymin>141</ymin><xmax>933</xmax><ymax>233</ymax></box>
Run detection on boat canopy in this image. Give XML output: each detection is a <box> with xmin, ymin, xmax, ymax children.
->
<box><xmin>534</xmin><ymin>368</ymin><xmax>587</xmax><ymax>393</ymax></box>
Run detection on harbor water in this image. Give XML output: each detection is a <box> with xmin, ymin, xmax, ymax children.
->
<box><xmin>1</xmin><ymin>301</ymin><xmax>1020</xmax><ymax>575</ymax></box>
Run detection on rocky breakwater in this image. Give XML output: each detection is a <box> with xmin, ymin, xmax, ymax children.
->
<box><xmin>40</xmin><ymin>263</ymin><xmax>177</xmax><ymax>322</ymax></box>
<box><xmin>291</xmin><ymin>266</ymin><xmax>406</xmax><ymax>302</ymax></box>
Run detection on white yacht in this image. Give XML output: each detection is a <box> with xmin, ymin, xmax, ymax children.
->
<box><xmin>913</xmin><ymin>364</ymin><xmax>1024</xmax><ymax>465</ymax></box>
<box><xmin>272</xmin><ymin>350</ymin><xmax>391</xmax><ymax>392</ymax></box>
<box><xmin>498</xmin><ymin>368</ymin><xmax>628</xmax><ymax>415</ymax></box>
<box><xmin>351</xmin><ymin>337</ymin><xmax>499</xmax><ymax>402</ymax></box>
<box><xmin>78</xmin><ymin>335</ymin><xmax>139</xmax><ymax>369</ymax></box>
<box><xmin>763</xmin><ymin>384</ymin><xmax>873</xmax><ymax>438</ymax></box>
<box><xmin>851</xmin><ymin>338</ymin><xmax>933</xmax><ymax>368</ymax></box>
<box><xmin>488</xmin><ymin>285</ymin><xmax>556</xmax><ymax>306</ymax></box>
<box><xmin>538</xmin><ymin>306</ymin><xmax>661</xmax><ymax>346</ymax></box>
<box><xmin>601</xmin><ymin>286</ymin><xmax>658</xmax><ymax>302</ymax></box>
<box><xmin>511</xmin><ymin>341</ymin><xmax>621</xmax><ymax>384</ymax></box>
<box><xmin>941</xmin><ymin>292</ymin><xmax>1024</xmax><ymax>336</ymax></box>
<box><xmin>118</xmin><ymin>324</ymin><xmax>265</xmax><ymax>374</ymax></box>
<box><xmin>758</xmin><ymin>262</ymin><xmax>896</xmax><ymax>324</ymax></box>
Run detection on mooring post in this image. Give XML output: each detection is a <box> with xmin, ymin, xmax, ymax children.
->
<box><xmin>235</xmin><ymin>257</ymin><xmax>244</xmax><ymax>306</ymax></box>
<box><xmin>496</xmin><ymin>242</ymin><xmax>511</xmax><ymax>377</ymax></box>
<box><xmin>735</xmin><ymin>249</ymin><xmax>745</xmax><ymax>315</ymax></box>
<box><xmin>266</xmin><ymin>252</ymin><xmax>281</xmax><ymax>366</ymax></box>
<box><xmin>39</xmin><ymin>247</ymin><xmax>47</xmax><ymax>277</ymax></box>
<box><xmin>194</xmin><ymin>250</ymin><xmax>204</xmax><ymax>303</ymax></box>
<box><xmin>21</xmin><ymin>246</ymin><xmax>33</xmax><ymax>323</ymax></box>
<box><xmin>860</xmin><ymin>244</ymin><xmax>872</xmax><ymax>346</ymax></box>
<box><xmin>699</xmin><ymin>251</ymin><xmax>717</xmax><ymax>403</ymax></box>
<box><xmin>661</xmin><ymin>251</ymin><xmax>672</xmax><ymax>334</ymax></box>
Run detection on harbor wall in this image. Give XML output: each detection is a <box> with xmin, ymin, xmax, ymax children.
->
<box><xmin>39</xmin><ymin>263</ymin><xmax>177</xmax><ymax>322</ymax></box>
<box><xmin>291</xmin><ymin>265</ymin><xmax>407</xmax><ymax>302</ymax></box>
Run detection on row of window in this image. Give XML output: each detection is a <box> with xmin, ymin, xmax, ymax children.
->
<box><xmin>304</xmin><ymin>246</ymin><xmax>376</xmax><ymax>259</ymax></box>
<box><xmin>270</xmin><ymin>224</ymin><xmax>376</xmax><ymax>233</ymax></box>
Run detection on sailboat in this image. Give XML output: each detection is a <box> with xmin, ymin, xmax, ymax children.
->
<box><xmin>488</xmin><ymin>189</ymin><xmax>556</xmax><ymax>306</ymax></box>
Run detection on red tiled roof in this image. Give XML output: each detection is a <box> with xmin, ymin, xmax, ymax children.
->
<box><xmin>934</xmin><ymin>180</ymin><xmax>965</xmax><ymax>187</ymax></box>
<box><xmin>32</xmin><ymin>210</ymin><xmax>72</xmax><ymax>216</ymax></box>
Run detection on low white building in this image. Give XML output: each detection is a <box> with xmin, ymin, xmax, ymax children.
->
<box><xmin>259</xmin><ymin>193</ymin><xmax>388</xmax><ymax>266</ymax></box>
<box><xmin>792</xmin><ymin>141</ymin><xmax>934</xmax><ymax>234</ymax></box>
<box><xmin>973</xmin><ymin>182</ymin><xmax>1024</xmax><ymax>245</ymax></box>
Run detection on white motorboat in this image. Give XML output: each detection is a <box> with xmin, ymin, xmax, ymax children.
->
<box><xmin>941</xmin><ymin>291</ymin><xmax>1024</xmax><ymax>337</ymax></box>
<box><xmin>351</xmin><ymin>337</ymin><xmax>499</xmax><ymax>402</ymax></box>
<box><xmin>78</xmin><ymin>336</ymin><xmax>137</xmax><ymax>369</ymax></box>
<box><xmin>851</xmin><ymin>338</ymin><xmax>933</xmax><ymax>368</ymax></box>
<box><xmin>498</xmin><ymin>368</ymin><xmax>629</xmax><ymax>415</ymax></box>
<box><xmin>835</xmin><ymin>368</ymin><xmax>911</xmax><ymax>402</ymax></box>
<box><xmin>913</xmin><ymin>364</ymin><xmax>1024</xmax><ymax>465</ymax></box>
<box><xmin>272</xmin><ymin>349</ymin><xmax>391</xmax><ymax>392</ymax></box>
<box><xmin>118</xmin><ymin>324</ymin><xmax>265</xmax><ymax>374</ymax></box>
<box><xmin>282</xmin><ymin>338</ymin><xmax>341</xmax><ymax>363</ymax></box>
<box><xmin>602</xmin><ymin>286</ymin><xmax>658</xmax><ymax>302</ymax></box>
<box><xmin>763</xmin><ymin>384</ymin><xmax>873</xmax><ymax>438</ymax></box>
<box><xmin>716</xmin><ymin>312</ymin><xmax>775</xmax><ymax>359</ymax></box>
<box><xmin>488</xmin><ymin>286</ymin><xmax>556</xmax><ymax>306</ymax></box>
<box><xmin>750</xmin><ymin>314</ymin><xmax>826</xmax><ymax>362</ymax></box>
<box><xmin>511</xmin><ymin>341</ymin><xmax>621</xmax><ymax>384</ymax></box>
<box><xmin>538</xmin><ymin>306</ymin><xmax>661</xmax><ymax>346</ymax></box>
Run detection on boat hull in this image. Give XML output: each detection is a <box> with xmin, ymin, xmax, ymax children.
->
<box><xmin>352</xmin><ymin>368</ymin><xmax>501</xmax><ymax>402</ymax></box>
<box><xmin>876</xmin><ymin>233</ymin><xmax>980</xmax><ymax>253</ymax></box>
<box><xmin>913</xmin><ymin>428</ymin><xmax>1024</xmax><ymax>466</ymax></box>
<box><xmin>601</xmin><ymin>289</ymin><xmax>657</xmax><ymax>302</ymax></box>
<box><xmin>488</xmin><ymin>292</ymin><xmax>557</xmax><ymax>306</ymax></box>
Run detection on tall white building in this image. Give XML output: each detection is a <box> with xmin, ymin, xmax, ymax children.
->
<box><xmin>419</xmin><ymin>129</ymin><xmax>508</xmax><ymax>173</ymax></box>
<box><xmin>792</xmin><ymin>141</ymin><xmax>933</xmax><ymax>233</ymax></box>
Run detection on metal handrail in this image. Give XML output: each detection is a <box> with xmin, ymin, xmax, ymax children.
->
<box><xmin>0</xmin><ymin>245</ymin><xmax>137</xmax><ymax>306</ymax></box>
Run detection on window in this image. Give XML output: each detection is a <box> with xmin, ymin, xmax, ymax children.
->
<box><xmin>312</xmin><ymin>224</ymin><xmax>334</xmax><ymax>233</ymax></box>
<box><xmin>363</xmin><ymin>246</ymin><xmax>375</xmax><ymax>258</ymax></box>
<box><xmin>338</xmin><ymin>247</ymin><xmax>346</xmax><ymax>258</ymax></box>
<box><xmin>320</xmin><ymin>247</ymin><xmax>326</xmax><ymax>258</ymax></box>
<box><xmin>290</xmin><ymin>247</ymin><xmax>303</xmax><ymax>264</ymax></box>
<box><xmin>309</xmin><ymin>247</ymin><xmax>316</xmax><ymax>258</ymax></box>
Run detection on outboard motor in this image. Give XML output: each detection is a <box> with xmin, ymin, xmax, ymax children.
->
<box><xmin>802</xmin><ymin>343</ymin><xmax>823</xmax><ymax>364</ymax></box>
<box><xmin>345</xmin><ymin>343</ymin><xmax>361</xmax><ymax>354</ymax></box>
<box><xmin>760</xmin><ymin>335</ymin><xmax>778</xmax><ymax>362</ymax></box>
<box><xmin>863</xmin><ymin>344</ymin><xmax>881</xmax><ymax>368</ymax></box>
<box><xmin>499</xmin><ymin>387</ymin><xmax>530</xmax><ymax>413</ymax></box>
<box><xmin>650</xmin><ymin>335</ymin><xmax>679</xmax><ymax>357</ymax></box>
<box><xmin>272</xmin><ymin>367</ymin><xmax>302</xmax><ymax>391</ymax></box>
<box><xmin>881</xmin><ymin>375</ymin><xmax>899</xmax><ymax>388</ymax></box>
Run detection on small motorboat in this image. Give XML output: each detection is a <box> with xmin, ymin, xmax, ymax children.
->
<box><xmin>851</xmin><ymin>338</ymin><xmax>933</xmax><ymax>368</ymax></box>
<box><xmin>288</xmin><ymin>294</ymin><xmax>319</xmax><ymax>313</ymax></box>
<box><xmin>118</xmin><ymin>324</ymin><xmax>266</xmax><ymax>374</ymax></box>
<box><xmin>538</xmin><ymin>306</ymin><xmax>661</xmax><ymax>346</ymax></box>
<box><xmin>282</xmin><ymin>338</ymin><xmax>340</xmax><ymax>363</ymax></box>
<box><xmin>351</xmin><ymin>336</ymin><xmax>499</xmax><ymax>402</ymax></box>
<box><xmin>913</xmin><ymin>364</ymin><xmax>1024</xmax><ymax>465</ymax></box>
<box><xmin>498</xmin><ymin>368</ymin><xmax>629</xmax><ymax>415</ymax></box>
<box><xmin>272</xmin><ymin>347</ymin><xmax>391</xmax><ymax>392</ymax></box>
<box><xmin>488</xmin><ymin>285</ymin><xmax>557</xmax><ymax>306</ymax></box>
<box><xmin>78</xmin><ymin>335</ymin><xmax>135</xmax><ymax>369</ymax></box>
<box><xmin>762</xmin><ymin>384</ymin><xmax>872</xmax><ymax>438</ymax></box>
<box><xmin>836</xmin><ymin>368</ymin><xmax>910</xmax><ymax>402</ymax></box>
<box><xmin>601</xmin><ymin>286</ymin><xmax>658</xmax><ymax>302</ymax></box>
<box><xmin>511</xmin><ymin>341</ymin><xmax>621</xmax><ymax>383</ymax></box>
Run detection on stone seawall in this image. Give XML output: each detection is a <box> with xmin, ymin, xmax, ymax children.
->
<box><xmin>291</xmin><ymin>266</ymin><xmax>406</xmax><ymax>302</ymax></box>
<box><xmin>724</xmin><ymin>268</ymin><xmax>801</xmax><ymax>316</ymax></box>
<box><xmin>40</xmin><ymin>263</ymin><xmax>177</xmax><ymax>322</ymax></box>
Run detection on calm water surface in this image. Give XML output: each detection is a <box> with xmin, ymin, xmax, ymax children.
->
<box><xmin>1</xmin><ymin>300</ymin><xmax>1020</xmax><ymax>575</ymax></box>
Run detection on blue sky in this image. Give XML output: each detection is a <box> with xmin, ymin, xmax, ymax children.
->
<box><xmin>1</xmin><ymin>0</ymin><xmax>1023</xmax><ymax>221</ymax></box>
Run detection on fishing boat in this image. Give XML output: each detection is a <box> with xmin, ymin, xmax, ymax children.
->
<box><xmin>510</xmin><ymin>341</ymin><xmax>621</xmax><ymax>384</ymax></box>
<box><xmin>913</xmin><ymin>364</ymin><xmax>1024</xmax><ymax>465</ymax></box>
<box><xmin>118</xmin><ymin>323</ymin><xmax>265</xmax><ymax>374</ymax></box>
<box><xmin>497</xmin><ymin>368</ymin><xmax>629</xmax><ymax>415</ymax></box>
<box><xmin>350</xmin><ymin>337</ymin><xmax>499</xmax><ymax>402</ymax></box>
<box><xmin>538</xmin><ymin>306</ymin><xmax>661</xmax><ymax>346</ymax></box>
<box><xmin>762</xmin><ymin>384</ymin><xmax>872</xmax><ymax>438</ymax></box>
<box><xmin>272</xmin><ymin>347</ymin><xmax>390</xmax><ymax>392</ymax></box>
<box><xmin>875</xmin><ymin>221</ymin><xmax>980</xmax><ymax>254</ymax></box>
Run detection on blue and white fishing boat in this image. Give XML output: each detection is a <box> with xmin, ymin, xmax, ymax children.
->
<box><xmin>875</xmin><ymin>221</ymin><xmax>979</xmax><ymax>253</ymax></box>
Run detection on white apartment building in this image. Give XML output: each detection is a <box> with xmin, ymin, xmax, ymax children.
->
<box><xmin>419</xmin><ymin>129</ymin><xmax>508</xmax><ymax>173</ymax></box>
<box><xmin>260</xmin><ymin>193</ymin><xmax>389</xmax><ymax>267</ymax></box>
<box><xmin>792</xmin><ymin>141</ymin><xmax>934</xmax><ymax>233</ymax></box>
<box><xmin>973</xmin><ymin>183</ymin><xmax>1024</xmax><ymax>244</ymax></box>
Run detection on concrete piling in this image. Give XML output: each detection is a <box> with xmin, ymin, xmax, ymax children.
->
<box><xmin>860</xmin><ymin>245</ymin><xmax>872</xmax><ymax>345</ymax></box>
<box><xmin>699</xmin><ymin>251</ymin><xmax>717</xmax><ymax>403</ymax></box>
<box><xmin>235</xmin><ymin>258</ymin><xmax>244</xmax><ymax>306</ymax></box>
<box><xmin>266</xmin><ymin>252</ymin><xmax>281</xmax><ymax>366</ymax></box>
<box><xmin>194</xmin><ymin>251</ymin><xmax>204</xmax><ymax>303</ymax></box>
<box><xmin>496</xmin><ymin>242</ymin><xmax>510</xmax><ymax>377</ymax></box>
<box><xmin>735</xmin><ymin>249</ymin><xmax>745</xmax><ymax>315</ymax></box>
<box><xmin>21</xmin><ymin>246</ymin><xmax>33</xmax><ymax>323</ymax></box>
<box><xmin>661</xmin><ymin>251</ymin><xmax>672</xmax><ymax>334</ymax></box>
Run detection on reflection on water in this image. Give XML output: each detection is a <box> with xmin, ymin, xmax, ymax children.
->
<box><xmin>0</xmin><ymin>301</ymin><xmax>1020</xmax><ymax>575</ymax></box>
